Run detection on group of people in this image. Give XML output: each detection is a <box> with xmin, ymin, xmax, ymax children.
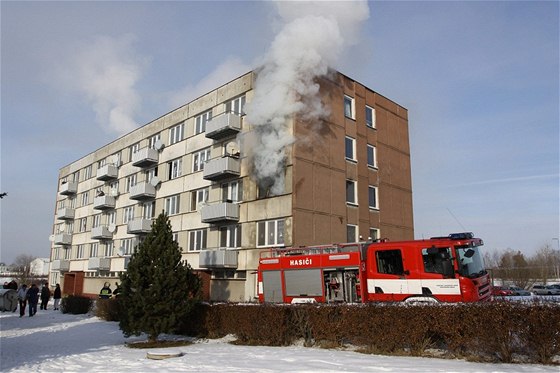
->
<box><xmin>10</xmin><ymin>281</ymin><xmax>62</xmax><ymax>317</ymax></box>
<box><xmin>99</xmin><ymin>282</ymin><xmax>121</xmax><ymax>299</ymax></box>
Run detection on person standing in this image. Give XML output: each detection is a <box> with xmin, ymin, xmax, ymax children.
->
<box><xmin>40</xmin><ymin>282</ymin><xmax>51</xmax><ymax>310</ymax></box>
<box><xmin>99</xmin><ymin>282</ymin><xmax>112</xmax><ymax>299</ymax></box>
<box><xmin>53</xmin><ymin>284</ymin><xmax>62</xmax><ymax>310</ymax></box>
<box><xmin>27</xmin><ymin>284</ymin><xmax>39</xmax><ymax>317</ymax></box>
<box><xmin>17</xmin><ymin>284</ymin><xmax>28</xmax><ymax>318</ymax></box>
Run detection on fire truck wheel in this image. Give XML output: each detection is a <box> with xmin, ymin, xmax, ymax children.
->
<box><xmin>404</xmin><ymin>296</ymin><xmax>439</xmax><ymax>305</ymax></box>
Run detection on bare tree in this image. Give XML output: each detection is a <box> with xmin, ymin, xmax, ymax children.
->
<box><xmin>12</xmin><ymin>254</ymin><xmax>36</xmax><ymax>285</ymax></box>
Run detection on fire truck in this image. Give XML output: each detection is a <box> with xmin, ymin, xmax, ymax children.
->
<box><xmin>257</xmin><ymin>232</ymin><xmax>491</xmax><ymax>304</ymax></box>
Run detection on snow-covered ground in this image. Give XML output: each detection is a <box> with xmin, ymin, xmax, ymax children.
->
<box><xmin>1</xmin><ymin>303</ymin><xmax>558</xmax><ymax>373</ymax></box>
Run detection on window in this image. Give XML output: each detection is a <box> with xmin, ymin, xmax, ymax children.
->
<box><xmin>422</xmin><ymin>247</ymin><xmax>453</xmax><ymax>277</ymax></box>
<box><xmin>104</xmin><ymin>242</ymin><xmax>113</xmax><ymax>257</ymax></box>
<box><xmin>98</xmin><ymin>158</ymin><xmax>107</xmax><ymax>169</ymax></box>
<box><xmin>83</xmin><ymin>165</ymin><xmax>92</xmax><ymax>180</ymax></box>
<box><xmin>376</xmin><ymin>249</ymin><xmax>404</xmax><ymax>275</ymax></box>
<box><xmin>63</xmin><ymin>247</ymin><xmax>71</xmax><ymax>260</ymax></box>
<box><xmin>220</xmin><ymin>225</ymin><xmax>241</xmax><ymax>248</ymax></box>
<box><xmin>109</xmin><ymin>180</ymin><xmax>119</xmax><ymax>194</ymax></box>
<box><xmin>68</xmin><ymin>198</ymin><xmax>76</xmax><ymax>208</ymax></box>
<box><xmin>344</xmin><ymin>95</ymin><xmax>355</xmax><ymax>119</ymax></box>
<box><xmin>257</xmin><ymin>219</ymin><xmax>285</xmax><ymax>247</ymax></box>
<box><xmin>129</xmin><ymin>142</ymin><xmax>140</xmax><ymax>161</ymax></box>
<box><xmin>169</xmin><ymin>122</ymin><xmax>184</xmax><ymax>145</ymax></box>
<box><xmin>369</xmin><ymin>228</ymin><xmax>380</xmax><ymax>241</ymax></box>
<box><xmin>191</xmin><ymin>188</ymin><xmax>209</xmax><ymax>211</ymax></box>
<box><xmin>347</xmin><ymin>225</ymin><xmax>357</xmax><ymax>243</ymax></box>
<box><xmin>368</xmin><ymin>186</ymin><xmax>378</xmax><ymax>209</ymax></box>
<box><xmin>367</xmin><ymin>144</ymin><xmax>377</xmax><ymax>168</ymax></box>
<box><xmin>145</xmin><ymin>167</ymin><xmax>158</xmax><ymax>183</ymax></box>
<box><xmin>168</xmin><ymin>158</ymin><xmax>183</xmax><ymax>180</ymax></box>
<box><xmin>148</xmin><ymin>133</ymin><xmax>161</xmax><ymax>149</ymax></box>
<box><xmin>172</xmin><ymin>232</ymin><xmax>179</xmax><ymax>243</ymax></box>
<box><xmin>92</xmin><ymin>214</ymin><xmax>101</xmax><ymax>228</ymax></box>
<box><xmin>365</xmin><ymin>105</ymin><xmax>376</xmax><ymax>128</ymax></box>
<box><xmin>72</xmin><ymin>171</ymin><xmax>80</xmax><ymax>182</ymax></box>
<box><xmin>90</xmin><ymin>243</ymin><xmax>99</xmax><ymax>258</ymax></box>
<box><xmin>222</xmin><ymin>180</ymin><xmax>242</xmax><ymax>202</ymax></box>
<box><xmin>107</xmin><ymin>210</ymin><xmax>117</xmax><ymax>225</ymax></box>
<box><xmin>76</xmin><ymin>244</ymin><xmax>85</xmax><ymax>259</ymax></box>
<box><xmin>81</xmin><ymin>191</ymin><xmax>89</xmax><ymax>207</ymax></box>
<box><xmin>345</xmin><ymin>136</ymin><xmax>356</xmax><ymax>161</ymax></box>
<box><xmin>346</xmin><ymin>180</ymin><xmax>357</xmax><ymax>205</ymax></box>
<box><xmin>126</xmin><ymin>174</ymin><xmax>137</xmax><ymax>192</ymax></box>
<box><xmin>225</xmin><ymin>95</ymin><xmax>246</xmax><ymax>115</ymax></box>
<box><xmin>193</xmin><ymin>148</ymin><xmax>211</xmax><ymax>172</ymax></box>
<box><xmin>122</xmin><ymin>238</ymin><xmax>135</xmax><ymax>255</ymax></box>
<box><xmin>195</xmin><ymin>110</ymin><xmax>212</xmax><ymax>134</ymax></box>
<box><xmin>142</xmin><ymin>201</ymin><xmax>155</xmax><ymax>219</ymax></box>
<box><xmin>165</xmin><ymin>195</ymin><xmax>180</xmax><ymax>215</ymax></box>
<box><xmin>53</xmin><ymin>247</ymin><xmax>60</xmax><ymax>260</ymax></box>
<box><xmin>189</xmin><ymin>229</ymin><xmax>207</xmax><ymax>251</ymax></box>
<box><xmin>79</xmin><ymin>218</ymin><xmax>87</xmax><ymax>233</ymax></box>
<box><xmin>123</xmin><ymin>206</ymin><xmax>135</xmax><ymax>223</ymax></box>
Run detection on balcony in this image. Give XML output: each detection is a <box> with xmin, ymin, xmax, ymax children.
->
<box><xmin>96</xmin><ymin>164</ymin><xmax>118</xmax><ymax>181</ymax></box>
<box><xmin>59</xmin><ymin>260</ymin><xmax>70</xmax><ymax>272</ymax></box>
<box><xmin>129</xmin><ymin>182</ymin><xmax>156</xmax><ymax>200</ymax></box>
<box><xmin>199</xmin><ymin>249</ymin><xmax>238</xmax><ymax>269</ymax></box>
<box><xmin>205</xmin><ymin>113</ymin><xmax>241</xmax><ymax>140</ymax></box>
<box><xmin>56</xmin><ymin>207</ymin><xmax>75</xmax><ymax>220</ymax></box>
<box><xmin>93</xmin><ymin>195</ymin><xmax>116</xmax><ymax>210</ymax></box>
<box><xmin>127</xmin><ymin>218</ymin><xmax>152</xmax><ymax>234</ymax></box>
<box><xmin>54</xmin><ymin>233</ymin><xmax>72</xmax><ymax>246</ymax></box>
<box><xmin>201</xmin><ymin>202</ymin><xmax>239</xmax><ymax>223</ymax></box>
<box><xmin>203</xmin><ymin>156</ymin><xmax>240</xmax><ymax>181</ymax></box>
<box><xmin>131</xmin><ymin>147</ymin><xmax>159</xmax><ymax>168</ymax></box>
<box><xmin>88</xmin><ymin>257</ymin><xmax>111</xmax><ymax>271</ymax></box>
<box><xmin>91</xmin><ymin>226</ymin><xmax>113</xmax><ymax>240</ymax></box>
<box><xmin>50</xmin><ymin>260</ymin><xmax>60</xmax><ymax>271</ymax></box>
<box><xmin>59</xmin><ymin>181</ymin><xmax>77</xmax><ymax>196</ymax></box>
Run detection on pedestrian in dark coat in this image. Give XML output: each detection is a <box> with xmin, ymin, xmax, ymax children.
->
<box><xmin>40</xmin><ymin>283</ymin><xmax>51</xmax><ymax>310</ymax></box>
<box><xmin>53</xmin><ymin>284</ymin><xmax>62</xmax><ymax>310</ymax></box>
<box><xmin>26</xmin><ymin>284</ymin><xmax>39</xmax><ymax>316</ymax></box>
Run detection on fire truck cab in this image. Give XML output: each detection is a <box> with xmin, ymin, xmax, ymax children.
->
<box><xmin>257</xmin><ymin>233</ymin><xmax>491</xmax><ymax>304</ymax></box>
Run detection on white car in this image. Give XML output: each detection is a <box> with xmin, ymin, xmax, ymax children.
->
<box><xmin>531</xmin><ymin>284</ymin><xmax>560</xmax><ymax>295</ymax></box>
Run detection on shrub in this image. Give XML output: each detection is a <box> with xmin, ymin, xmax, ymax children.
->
<box><xmin>95</xmin><ymin>298</ymin><xmax>122</xmax><ymax>321</ymax></box>
<box><xmin>60</xmin><ymin>295</ymin><xmax>93</xmax><ymax>314</ymax></box>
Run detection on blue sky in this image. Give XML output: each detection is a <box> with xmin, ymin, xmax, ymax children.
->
<box><xmin>1</xmin><ymin>1</ymin><xmax>558</xmax><ymax>264</ymax></box>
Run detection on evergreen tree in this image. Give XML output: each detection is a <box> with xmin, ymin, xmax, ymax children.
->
<box><xmin>118</xmin><ymin>211</ymin><xmax>201</xmax><ymax>342</ymax></box>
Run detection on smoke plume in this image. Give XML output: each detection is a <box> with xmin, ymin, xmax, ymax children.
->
<box><xmin>244</xmin><ymin>1</ymin><xmax>370</xmax><ymax>195</ymax></box>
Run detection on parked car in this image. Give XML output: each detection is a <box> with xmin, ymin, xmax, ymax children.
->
<box><xmin>531</xmin><ymin>285</ymin><xmax>560</xmax><ymax>295</ymax></box>
<box><xmin>506</xmin><ymin>286</ymin><xmax>531</xmax><ymax>296</ymax></box>
<box><xmin>492</xmin><ymin>286</ymin><xmax>514</xmax><ymax>296</ymax></box>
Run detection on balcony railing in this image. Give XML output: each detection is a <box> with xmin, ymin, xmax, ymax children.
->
<box><xmin>200</xmin><ymin>202</ymin><xmax>240</xmax><ymax>223</ymax></box>
<box><xmin>205</xmin><ymin>113</ymin><xmax>242</xmax><ymax>140</ymax></box>
<box><xmin>54</xmin><ymin>233</ymin><xmax>72</xmax><ymax>246</ymax></box>
<box><xmin>91</xmin><ymin>226</ymin><xmax>113</xmax><ymax>240</ymax></box>
<box><xmin>56</xmin><ymin>207</ymin><xmax>75</xmax><ymax>220</ymax></box>
<box><xmin>59</xmin><ymin>181</ymin><xmax>77</xmax><ymax>196</ymax></box>
<box><xmin>127</xmin><ymin>218</ymin><xmax>152</xmax><ymax>234</ymax></box>
<box><xmin>129</xmin><ymin>182</ymin><xmax>156</xmax><ymax>200</ymax></box>
<box><xmin>203</xmin><ymin>156</ymin><xmax>240</xmax><ymax>181</ymax></box>
<box><xmin>59</xmin><ymin>260</ymin><xmax>70</xmax><ymax>272</ymax></box>
<box><xmin>88</xmin><ymin>257</ymin><xmax>111</xmax><ymax>271</ymax></box>
<box><xmin>131</xmin><ymin>147</ymin><xmax>159</xmax><ymax>168</ymax></box>
<box><xmin>93</xmin><ymin>195</ymin><xmax>116</xmax><ymax>210</ymax></box>
<box><xmin>96</xmin><ymin>164</ymin><xmax>118</xmax><ymax>181</ymax></box>
<box><xmin>199</xmin><ymin>249</ymin><xmax>239</xmax><ymax>269</ymax></box>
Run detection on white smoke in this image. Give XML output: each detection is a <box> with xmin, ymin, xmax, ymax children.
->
<box><xmin>244</xmin><ymin>1</ymin><xmax>370</xmax><ymax>195</ymax></box>
<box><xmin>60</xmin><ymin>34</ymin><xmax>147</xmax><ymax>135</ymax></box>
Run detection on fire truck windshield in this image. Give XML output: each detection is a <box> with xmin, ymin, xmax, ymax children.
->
<box><xmin>455</xmin><ymin>245</ymin><xmax>486</xmax><ymax>278</ymax></box>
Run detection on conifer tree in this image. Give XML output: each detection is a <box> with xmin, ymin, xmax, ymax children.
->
<box><xmin>118</xmin><ymin>211</ymin><xmax>201</xmax><ymax>342</ymax></box>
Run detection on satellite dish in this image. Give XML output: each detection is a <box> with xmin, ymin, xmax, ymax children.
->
<box><xmin>111</xmin><ymin>154</ymin><xmax>121</xmax><ymax>167</ymax></box>
<box><xmin>150</xmin><ymin>176</ymin><xmax>161</xmax><ymax>187</ymax></box>
<box><xmin>154</xmin><ymin>140</ymin><xmax>165</xmax><ymax>151</ymax></box>
<box><xmin>110</xmin><ymin>188</ymin><xmax>120</xmax><ymax>197</ymax></box>
<box><xmin>48</xmin><ymin>235</ymin><xmax>55</xmax><ymax>242</ymax></box>
<box><xmin>108</xmin><ymin>224</ymin><xmax>117</xmax><ymax>233</ymax></box>
<box><xmin>226</xmin><ymin>142</ymin><xmax>240</xmax><ymax>156</ymax></box>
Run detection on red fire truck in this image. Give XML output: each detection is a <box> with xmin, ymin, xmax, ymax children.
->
<box><xmin>257</xmin><ymin>232</ymin><xmax>491</xmax><ymax>304</ymax></box>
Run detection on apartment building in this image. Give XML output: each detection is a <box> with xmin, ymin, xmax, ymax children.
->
<box><xmin>48</xmin><ymin>70</ymin><xmax>413</xmax><ymax>302</ymax></box>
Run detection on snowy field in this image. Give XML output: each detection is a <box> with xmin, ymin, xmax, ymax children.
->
<box><xmin>1</xmin><ymin>302</ymin><xmax>558</xmax><ymax>373</ymax></box>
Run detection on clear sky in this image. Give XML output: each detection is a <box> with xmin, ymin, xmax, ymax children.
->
<box><xmin>1</xmin><ymin>1</ymin><xmax>558</xmax><ymax>265</ymax></box>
